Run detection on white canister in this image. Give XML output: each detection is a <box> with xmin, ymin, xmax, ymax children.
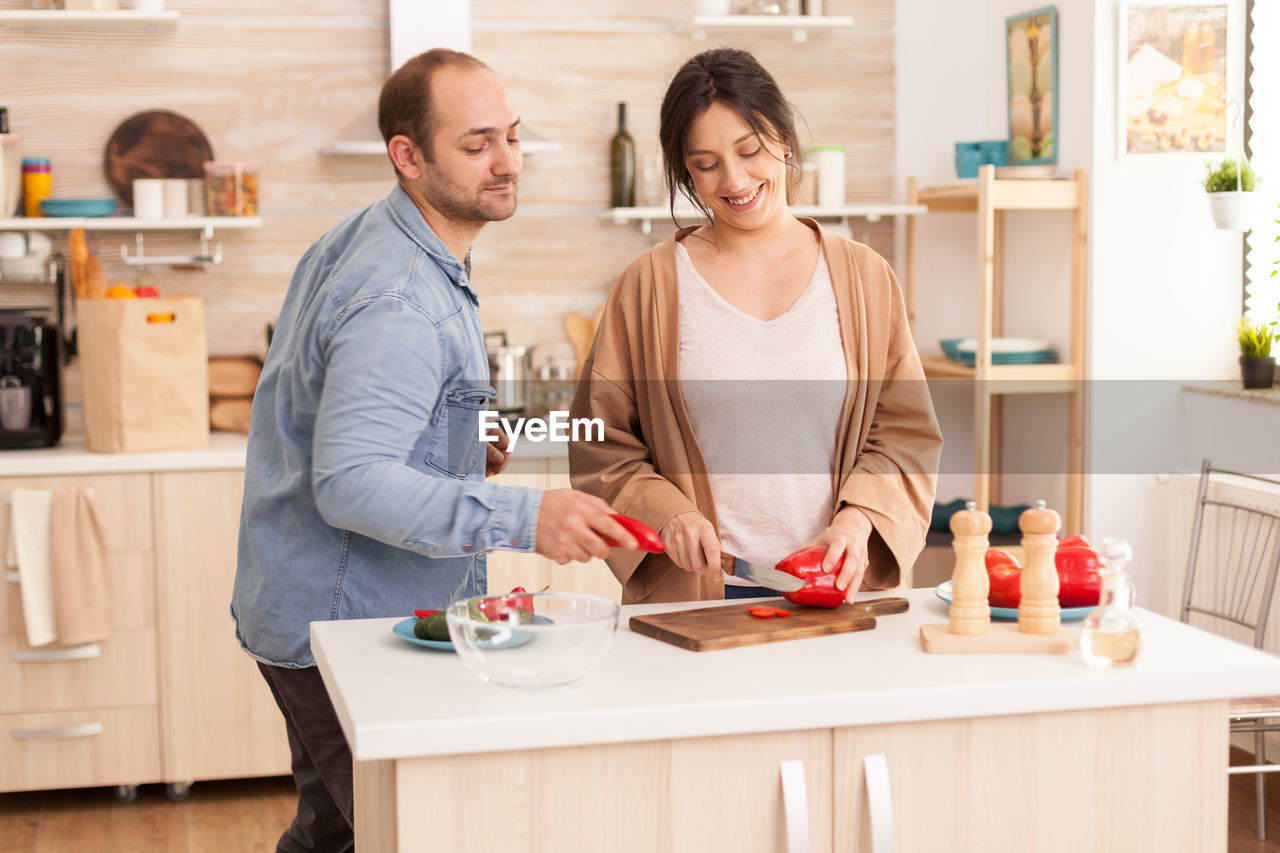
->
<box><xmin>133</xmin><ymin>0</ymin><xmax>166</xmax><ymax>12</ymax></box>
<box><xmin>163</xmin><ymin>178</ymin><xmax>189</xmax><ymax>217</ymax></box>
<box><xmin>133</xmin><ymin>178</ymin><xmax>165</xmax><ymax>219</ymax></box>
<box><xmin>810</xmin><ymin>145</ymin><xmax>845</xmax><ymax>209</ymax></box>
<box><xmin>186</xmin><ymin>178</ymin><xmax>206</xmax><ymax>216</ymax></box>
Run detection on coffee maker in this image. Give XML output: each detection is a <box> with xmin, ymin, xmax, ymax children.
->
<box><xmin>0</xmin><ymin>307</ymin><xmax>62</xmax><ymax>448</ymax></box>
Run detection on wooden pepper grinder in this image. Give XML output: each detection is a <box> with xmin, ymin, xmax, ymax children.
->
<box><xmin>949</xmin><ymin>501</ymin><xmax>991</xmax><ymax>636</ymax></box>
<box><xmin>1018</xmin><ymin>500</ymin><xmax>1061</xmax><ymax>635</ymax></box>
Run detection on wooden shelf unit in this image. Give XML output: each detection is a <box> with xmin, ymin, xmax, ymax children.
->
<box><xmin>906</xmin><ymin>165</ymin><xmax>1088</xmax><ymax>533</ymax></box>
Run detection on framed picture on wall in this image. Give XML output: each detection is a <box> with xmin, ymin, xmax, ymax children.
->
<box><xmin>1118</xmin><ymin>0</ymin><xmax>1244</xmax><ymax>160</ymax></box>
<box><xmin>1006</xmin><ymin>6</ymin><xmax>1059</xmax><ymax>167</ymax></box>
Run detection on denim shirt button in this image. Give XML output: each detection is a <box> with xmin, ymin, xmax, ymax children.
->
<box><xmin>511</xmin><ymin>537</ymin><xmax>520</xmax><ymax>546</ymax></box>
<box><xmin>462</xmin><ymin>544</ymin><xmax>472</xmax><ymax>553</ymax></box>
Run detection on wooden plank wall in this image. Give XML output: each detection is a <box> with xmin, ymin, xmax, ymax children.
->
<box><xmin>0</xmin><ymin>0</ymin><xmax>895</xmax><ymax>430</ymax></box>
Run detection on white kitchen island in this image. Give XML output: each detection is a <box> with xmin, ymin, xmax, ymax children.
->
<box><xmin>311</xmin><ymin>589</ymin><xmax>1280</xmax><ymax>853</ymax></box>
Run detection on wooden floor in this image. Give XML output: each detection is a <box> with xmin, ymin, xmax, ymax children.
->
<box><xmin>1</xmin><ymin>764</ymin><xmax>1279</xmax><ymax>851</ymax></box>
<box><xmin>0</xmin><ymin>776</ymin><xmax>297</xmax><ymax>853</ymax></box>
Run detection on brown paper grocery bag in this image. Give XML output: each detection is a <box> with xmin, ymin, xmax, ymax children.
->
<box><xmin>78</xmin><ymin>297</ymin><xmax>210</xmax><ymax>453</ymax></box>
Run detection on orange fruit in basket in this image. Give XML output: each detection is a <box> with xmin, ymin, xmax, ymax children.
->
<box><xmin>106</xmin><ymin>285</ymin><xmax>139</xmax><ymax>299</ymax></box>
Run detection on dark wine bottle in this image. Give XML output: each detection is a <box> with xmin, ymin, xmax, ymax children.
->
<box><xmin>609</xmin><ymin>103</ymin><xmax>636</xmax><ymax>208</ymax></box>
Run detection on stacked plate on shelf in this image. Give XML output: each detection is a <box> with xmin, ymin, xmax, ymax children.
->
<box><xmin>939</xmin><ymin>337</ymin><xmax>1056</xmax><ymax>366</ymax></box>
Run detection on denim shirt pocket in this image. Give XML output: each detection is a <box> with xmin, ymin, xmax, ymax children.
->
<box><xmin>425</xmin><ymin>384</ymin><xmax>497</xmax><ymax>479</ymax></box>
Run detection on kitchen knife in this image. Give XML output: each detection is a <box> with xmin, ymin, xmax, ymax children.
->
<box><xmin>720</xmin><ymin>554</ymin><xmax>805</xmax><ymax>593</ymax></box>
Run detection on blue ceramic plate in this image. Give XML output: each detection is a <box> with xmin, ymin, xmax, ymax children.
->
<box><xmin>391</xmin><ymin>615</ymin><xmax>548</xmax><ymax>651</ymax></box>
<box><xmin>39</xmin><ymin>198</ymin><xmax>119</xmax><ymax>218</ymax></box>
<box><xmin>935</xmin><ymin>580</ymin><xmax>1094</xmax><ymax>622</ymax></box>
<box><xmin>939</xmin><ymin>338</ymin><xmax>1055</xmax><ymax>367</ymax></box>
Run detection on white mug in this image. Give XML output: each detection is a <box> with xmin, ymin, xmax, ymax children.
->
<box><xmin>163</xmin><ymin>178</ymin><xmax>189</xmax><ymax>217</ymax></box>
<box><xmin>133</xmin><ymin>179</ymin><xmax>165</xmax><ymax>219</ymax></box>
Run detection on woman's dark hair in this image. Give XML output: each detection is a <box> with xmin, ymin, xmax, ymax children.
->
<box><xmin>378</xmin><ymin>48</ymin><xmax>489</xmax><ymax>173</ymax></box>
<box><xmin>659</xmin><ymin>48</ymin><xmax>804</xmax><ymax>224</ymax></box>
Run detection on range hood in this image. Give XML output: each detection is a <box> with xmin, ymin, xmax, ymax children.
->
<box><xmin>321</xmin><ymin>0</ymin><xmax>560</xmax><ymax>156</ymax></box>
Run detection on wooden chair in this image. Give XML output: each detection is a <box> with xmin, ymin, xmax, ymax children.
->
<box><xmin>1180</xmin><ymin>459</ymin><xmax>1280</xmax><ymax>840</ymax></box>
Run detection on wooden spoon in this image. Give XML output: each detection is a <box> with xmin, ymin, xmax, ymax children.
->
<box><xmin>565</xmin><ymin>311</ymin><xmax>594</xmax><ymax>378</ymax></box>
<box><xmin>84</xmin><ymin>253</ymin><xmax>107</xmax><ymax>300</ymax></box>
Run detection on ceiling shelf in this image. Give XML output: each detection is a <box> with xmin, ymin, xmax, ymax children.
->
<box><xmin>0</xmin><ymin>9</ymin><xmax>180</xmax><ymax>28</ymax></box>
<box><xmin>689</xmin><ymin>14</ymin><xmax>854</xmax><ymax>42</ymax></box>
<box><xmin>608</xmin><ymin>203</ymin><xmax>925</xmax><ymax>234</ymax></box>
<box><xmin>0</xmin><ymin>216</ymin><xmax>262</xmax><ymax>233</ymax></box>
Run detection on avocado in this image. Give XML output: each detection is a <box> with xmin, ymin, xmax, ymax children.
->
<box><xmin>414</xmin><ymin>612</ymin><xmax>450</xmax><ymax>642</ymax></box>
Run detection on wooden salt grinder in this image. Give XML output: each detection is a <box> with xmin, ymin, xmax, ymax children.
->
<box><xmin>1018</xmin><ymin>500</ymin><xmax>1061</xmax><ymax>635</ymax></box>
<box><xmin>948</xmin><ymin>501</ymin><xmax>991</xmax><ymax>636</ymax></box>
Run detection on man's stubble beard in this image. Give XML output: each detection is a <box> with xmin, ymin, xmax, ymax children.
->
<box><xmin>417</xmin><ymin>163</ymin><xmax>518</xmax><ymax>224</ymax></box>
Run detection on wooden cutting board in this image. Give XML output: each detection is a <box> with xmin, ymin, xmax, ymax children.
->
<box><xmin>629</xmin><ymin>597</ymin><xmax>910</xmax><ymax>652</ymax></box>
<box><xmin>104</xmin><ymin>110</ymin><xmax>214</xmax><ymax>206</ymax></box>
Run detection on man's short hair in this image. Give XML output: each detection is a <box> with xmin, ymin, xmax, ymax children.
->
<box><xmin>378</xmin><ymin>48</ymin><xmax>490</xmax><ymax>172</ymax></box>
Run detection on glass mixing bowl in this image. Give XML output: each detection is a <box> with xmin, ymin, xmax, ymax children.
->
<box><xmin>446</xmin><ymin>591</ymin><xmax>620</xmax><ymax>688</ymax></box>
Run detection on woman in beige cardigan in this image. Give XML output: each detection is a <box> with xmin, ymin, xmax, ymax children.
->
<box><xmin>569</xmin><ymin>48</ymin><xmax>942</xmax><ymax>605</ymax></box>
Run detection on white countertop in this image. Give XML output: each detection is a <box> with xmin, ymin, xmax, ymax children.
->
<box><xmin>311</xmin><ymin>588</ymin><xmax>1280</xmax><ymax>762</ymax></box>
<box><xmin>0</xmin><ymin>431</ymin><xmax>249</xmax><ymax>476</ymax></box>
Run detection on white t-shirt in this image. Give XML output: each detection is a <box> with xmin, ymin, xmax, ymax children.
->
<box><xmin>675</xmin><ymin>239</ymin><xmax>848</xmax><ymax>584</ymax></box>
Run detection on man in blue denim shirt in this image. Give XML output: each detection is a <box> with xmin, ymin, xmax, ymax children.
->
<box><xmin>232</xmin><ymin>49</ymin><xmax>634</xmax><ymax>853</ymax></box>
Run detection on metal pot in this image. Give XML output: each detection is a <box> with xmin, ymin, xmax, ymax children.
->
<box><xmin>485</xmin><ymin>331</ymin><xmax>534</xmax><ymax>414</ymax></box>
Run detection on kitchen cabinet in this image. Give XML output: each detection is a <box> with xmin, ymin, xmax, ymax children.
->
<box><xmin>369</xmin><ymin>729</ymin><xmax>832</xmax><ymax>852</ymax></box>
<box><xmin>153</xmin><ymin>470</ymin><xmax>291</xmax><ymax>785</ymax></box>
<box><xmin>313</xmin><ymin>589</ymin><xmax>1275</xmax><ymax>853</ymax></box>
<box><xmin>0</xmin><ymin>466</ymin><xmax>289</xmax><ymax>796</ymax></box>
<box><xmin>0</xmin><ymin>472</ymin><xmax>162</xmax><ymax>794</ymax></box>
<box><xmin>906</xmin><ymin>166</ymin><xmax>1088</xmax><ymax>533</ymax></box>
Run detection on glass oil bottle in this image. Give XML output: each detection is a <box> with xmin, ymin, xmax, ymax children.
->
<box><xmin>1080</xmin><ymin>537</ymin><xmax>1143</xmax><ymax>667</ymax></box>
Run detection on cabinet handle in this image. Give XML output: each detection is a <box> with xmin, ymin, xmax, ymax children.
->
<box><xmin>779</xmin><ymin>759</ymin><xmax>810</xmax><ymax>853</ymax></box>
<box><xmin>12</xmin><ymin>721</ymin><xmax>104</xmax><ymax>740</ymax></box>
<box><xmin>863</xmin><ymin>754</ymin><xmax>894</xmax><ymax>853</ymax></box>
<box><xmin>9</xmin><ymin>644</ymin><xmax>102</xmax><ymax>663</ymax></box>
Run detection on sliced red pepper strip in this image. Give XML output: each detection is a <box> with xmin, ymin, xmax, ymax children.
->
<box><xmin>413</xmin><ymin>609</ymin><xmax>440</xmax><ymax>619</ymax></box>
<box><xmin>747</xmin><ymin>605</ymin><xmax>777</xmax><ymax>619</ymax></box>
<box><xmin>605</xmin><ymin>514</ymin><xmax>666</xmax><ymax>553</ymax></box>
<box><xmin>769</xmin><ymin>607</ymin><xmax>791</xmax><ymax>618</ymax></box>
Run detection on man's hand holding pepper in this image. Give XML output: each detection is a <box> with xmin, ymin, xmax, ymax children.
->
<box><xmin>660</xmin><ymin>511</ymin><xmax>723</xmax><ymax>577</ymax></box>
<box><xmin>809</xmin><ymin>506</ymin><xmax>873</xmax><ymax>604</ymax></box>
<box><xmin>535</xmin><ymin>490</ymin><xmax>635</xmax><ymax>564</ymax></box>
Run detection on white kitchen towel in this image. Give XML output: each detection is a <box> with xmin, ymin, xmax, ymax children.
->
<box><xmin>4</xmin><ymin>489</ymin><xmax>56</xmax><ymax>647</ymax></box>
<box><xmin>50</xmin><ymin>488</ymin><xmax>110</xmax><ymax>646</ymax></box>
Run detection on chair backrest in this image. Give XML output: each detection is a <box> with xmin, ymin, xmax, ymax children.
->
<box><xmin>1181</xmin><ymin>459</ymin><xmax>1280</xmax><ymax>649</ymax></box>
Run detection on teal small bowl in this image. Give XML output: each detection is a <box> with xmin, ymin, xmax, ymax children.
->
<box><xmin>954</xmin><ymin>142</ymin><xmax>981</xmax><ymax>179</ymax></box>
<box><xmin>979</xmin><ymin>140</ymin><xmax>1010</xmax><ymax>167</ymax></box>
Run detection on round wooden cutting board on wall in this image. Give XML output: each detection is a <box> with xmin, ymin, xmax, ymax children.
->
<box><xmin>104</xmin><ymin>110</ymin><xmax>214</xmax><ymax>207</ymax></box>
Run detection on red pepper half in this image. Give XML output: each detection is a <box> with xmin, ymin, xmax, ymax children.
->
<box><xmin>776</xmin><ymin>545</ymin><xmax>847</xmax><ymax>609</ymax></box>
<box><xmin>606</xmin><ymin>514</ymin><xmax>666</xmax><ymax>553</ymax></box>
<box><xmin>982</xmin><ymin>542</ymin><xmax>1103</xmax><ymax>609</ymax></box>
<box><xmin>476</xmin><ymin>586</ymin><xmax>537</xmax><ymax>621</ymax></box>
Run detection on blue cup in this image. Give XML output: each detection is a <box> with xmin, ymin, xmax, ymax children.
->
<box><xmin>979</xmin><ymin>140</ymin><xmax>1009</xmax><ymax>167</ymax></box>
<box><xmin>954</xmin><ymin>142</ymin><xmax>981</xmax><ymax>179</ymax></box>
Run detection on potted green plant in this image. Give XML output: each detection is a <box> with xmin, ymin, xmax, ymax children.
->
<box><xmin>1238</xmin><ymin>315</ymin><xmax>1276</xmax><ymax>389</ymax></box>
<box><xmin>1204</xmin><ymin>157</ymin><xmax>1258</xmax><ymax>230</ymax></box>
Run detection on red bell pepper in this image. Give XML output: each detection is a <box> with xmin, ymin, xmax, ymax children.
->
<box><xmin>982</xmin><ymin>541</ymin><xmax>1103</xmax><ymax>609</ymax></box>
<box><xmin>606</xmin><ymin>514</ymin><xmax>666</xmax><ymax>553</ymax></box>
<box><xmin>776</xmin><ymin>545</ymin><xmax>847</xmax><ymax>609</ymax></box>
<box><xmin>985</xmin><ymin>549</ymin><xmax>1022</xmax><ymax>609</ymax></box>
<box><xmin>1054</xmin><ymin>546</ymin><xmax>1103</xmax><ymax>607</ymax></box>
<box><xmin>476</xmin><ymin>586</ymin><xmax>537</xmax><ymax>621</ymax></box>
<box><xmin>1058</xmin><ymin>534</ymin><xmax>1091</xmax><ymax>549</ymax></box>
